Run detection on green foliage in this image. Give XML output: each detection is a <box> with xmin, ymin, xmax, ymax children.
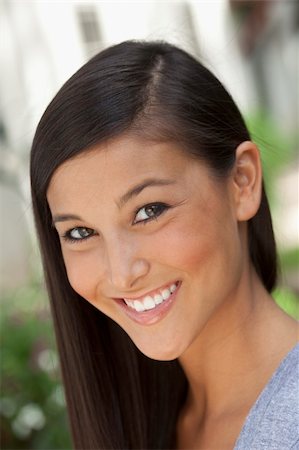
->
<box><xmin>1</xmin><ymin>110</ymin><xmax>297</xmax><ymax>449</ymax></box>
<box><xmin>0</xmin><ymin>281</ymin><xmax>72</xmax><ymax>450</ymax></box>
<box><xmin>245</xmin><ymin>110</ymin><xmax>298</xmax><ymax>206</ymax></box>
<box><xmin>277</xmin><ymin>247</ymin><xmax>299</xmax><ymax>319</ymax></box>
<box><xmin>245</xmin><ymin>110</ymin><xmax>299</xmax><ymax>317</ymax></box>
<box><xmin>1</xmin><ymin>280</ymin><xmax>297</xmax><ymax>449</ymax></box>
<box><xmin>245</xmin><ymin>110</ymin><xmax>297</xmax><ymax>176</ymax></box>
<box><xmin>279</xmin><ymin>247</ymin><xmax>299</xmax><ymax>271</ymax></box>
<box><xmin>273</xmin><ymin>287</ymin><xmax>299</xmax><ymax>320</ymax></box>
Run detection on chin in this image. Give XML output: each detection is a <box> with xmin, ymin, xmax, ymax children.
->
<box><xmin>132</xmin><ymin>336</ymin><xmax>187</xmax><ymax>362</ymax></box>
<box><xmin>139</xmin><ymin>347</ymin><xmax>180</xmax><ymax>362</ymax></box>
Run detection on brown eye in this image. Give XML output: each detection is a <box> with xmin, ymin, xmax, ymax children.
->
<box><xmin>65</xmin><ymin>227</ymin><xmax>95</xmax><ymax>241</ymax></box>
<box><xmin>134</xmin><ymin>203</ymin><xmax>169</xmax><ymax>224</ymax></box>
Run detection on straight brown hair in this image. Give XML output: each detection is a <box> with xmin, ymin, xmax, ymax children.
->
<box><xmin>30</xmin><ymin>40</ymin><xmax>277</xmax><ymax>448</ymax></box>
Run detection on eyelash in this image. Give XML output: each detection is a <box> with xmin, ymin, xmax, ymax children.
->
<box><xmin>61</xmin><ymin>202</ymin><xmax>170</xmax><ymax>244</ymax></box>
<box><xmin>133</xmin><ymin>202</ymin><xmax>170</xmax><ymax>225</ymax></box>
<box><xmin>61</xmin><ymin>227</ymin><xmax>96</xmax><ymax>244</ymax></box>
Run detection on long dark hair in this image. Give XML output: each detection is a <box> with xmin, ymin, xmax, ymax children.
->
<box><xmin>30</xmin><ymin>40</ymin><xmax>277</xmax><ymax>449</ymax></box>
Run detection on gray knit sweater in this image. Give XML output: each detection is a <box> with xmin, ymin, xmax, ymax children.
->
<box><xmin>234</xmin><ymin>343</ymin><xmax>299</xmax><ymax>449</ymax></box>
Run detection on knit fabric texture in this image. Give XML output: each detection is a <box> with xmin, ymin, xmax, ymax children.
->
<box><xmin>234</xmin><ymin>342</ymin><xmax>299</xmax><ymax>450</ymax></box>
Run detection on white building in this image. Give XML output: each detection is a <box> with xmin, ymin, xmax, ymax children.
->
<box><xmin>0</xmin><ymin>0</ymin><xmax>297</xmax><ymax>290</ymax></box>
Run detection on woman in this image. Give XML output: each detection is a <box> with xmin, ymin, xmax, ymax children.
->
<box><xmin>30</xmin><ymin>40</ymin><xmax>298</xmax><ymax>449</ymax></box>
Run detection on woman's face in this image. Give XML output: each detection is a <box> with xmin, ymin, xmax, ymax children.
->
<box><xmin>47</xmin><ymin>135</ymin><xmax>244</xmax><ymax>360</ymax></box>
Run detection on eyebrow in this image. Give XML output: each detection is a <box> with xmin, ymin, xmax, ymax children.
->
<box><xmin>52</xmin><ymin>177</ymin><xmax>176</xmax><ymax>224</ymax></box>
<box><xmin>52</xmin><ymin>214</ymin><xmax>83</xmax><ymax>224</ymax></box>
<box><xmin>118</xmin><ymin>178</ymin><xmax>176</xmax><ymax>208</ymax></box>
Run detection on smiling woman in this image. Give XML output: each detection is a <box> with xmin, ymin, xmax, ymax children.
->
<box><xmin>30</xmin><ymin>41</ymin><xmax>298</xmax><ymax>449</ymax></box>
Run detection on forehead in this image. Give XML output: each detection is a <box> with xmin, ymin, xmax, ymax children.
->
<box><xmin>47</xmin><ymin>136</ymin><xmax>199</xmax><ymax>201</ymax></box>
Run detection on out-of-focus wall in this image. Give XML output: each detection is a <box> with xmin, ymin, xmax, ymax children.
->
<box><xmin>1</xmin><ymin>2</ymin><xmax>298</xmax><ymax>448</ymax></box>
<box><xmin>0</xmin><ymin>0</ymin><xmax>297</xmax><ymax>289</ymax></box>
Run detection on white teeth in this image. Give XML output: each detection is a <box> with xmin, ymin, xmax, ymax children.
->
<box><xmin>123</xmin><ymin>282</ymin><xmax>179</xmax><ymax>312</ymax></box>
<box><xmin>124</xmin><ymin>299</ymin><xmax>135</xmax><ymax>309</ymax></box>
<box><xmin>161</xmin><ymin>288</ymin><xmax>171</xmax><ymax>300</ymax></box>
<box><xmin>154</xmin><ymin>294</ymin><xmax>163</xmax><ymax>305</ymax></box>
<box><xmin>143</xmin><ymin>296</ymin><xmax>156</xmax><ymax>310</ymax></box>
<box><xmin>170</xmin><ymin>284</ymin><xmax>177</xmax><ymax>293</ymax></box>
<box><xmin>133</xmin><ymin>300</ymin><xmax>145</xmax><ymax>312</ymax></box>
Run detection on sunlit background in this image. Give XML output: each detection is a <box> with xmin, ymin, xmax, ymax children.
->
<box><xmin>0</xmin><ymin>1</ymin><xmax>298</xmax><ymax>448</ymax></box>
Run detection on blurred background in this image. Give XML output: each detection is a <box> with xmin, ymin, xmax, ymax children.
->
<box><xmin>0</xmin><ymin>0</ymin><xmax>298</xmax><ymax>448</ymax></box>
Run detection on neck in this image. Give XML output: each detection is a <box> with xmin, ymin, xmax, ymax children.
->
<box><xmin>178</xmin><ymin>266</ymin><xmax>298</xmax><ymax>425</ymax></box>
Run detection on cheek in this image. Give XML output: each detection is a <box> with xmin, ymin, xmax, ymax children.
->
<box><xmin>154</xmin><ymin>209</ymin><xmax>240</xmax><ymax>277</ymax></box>
<box><xmin>159</xmin><ymin>225</ymin><xmax>209</xmax><ymax>270</ymax></box>
<box><xmin>62</xmin><ymin>249</ymin><xmax>103</xmax><ymax>301</ymax></box>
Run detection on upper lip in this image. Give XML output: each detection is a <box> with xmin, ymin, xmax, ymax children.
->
<box><xmin>113</xmin><ymin>280</ymin><xmax>179</xmax><ymax>301</ymax></box>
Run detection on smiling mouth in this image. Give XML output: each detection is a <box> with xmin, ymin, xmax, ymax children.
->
<box><xmin>121</xmin><ymin>281</ymin><xmax>180</xmax><ymax>313</ymax></box>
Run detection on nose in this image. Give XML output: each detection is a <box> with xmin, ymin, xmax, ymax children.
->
<box><xmin>105</xmin><ymin>234</ymin><xmax>150</xmax><ymax>291</ymax></box>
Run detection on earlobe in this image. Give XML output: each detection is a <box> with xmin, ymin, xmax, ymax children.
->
<box><xmin>232</xmin><ymin>141</ymin><xmax>262</xmax><ymax>221</ymax></box>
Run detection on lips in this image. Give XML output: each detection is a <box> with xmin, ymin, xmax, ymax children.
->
<box><xmin>123</xmin><ymin>281</ymin><xmax>179</xmax><ymax>312</ymax></box>
<box><xmin>113</xmin><ymin>280</ymin><xmax>181</xmax><ymax>326</ymax></box>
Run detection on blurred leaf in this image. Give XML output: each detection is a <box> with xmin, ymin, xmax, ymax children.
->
<box><xmin>245</xmin><ymin>110</ymin><xmax>298</xmax><ymax>206</ymax></box>
<box><xmin>279</xmin><ymin>247</ymin><xmax>299</xmax><ymax>270</ymax></box>
<box><xmin>246</xmin><ymin>110</ymin><xmax>297</xmax><ymax>174</ymax></box>
<box><xmin>0</xmin><ymin>281</ymin><xmax>71</xmax><ymax>449</ymax></box>
<box><xmin>273</xmin><ymin>287</ymin><xmax>299</xmax><ymax>320</ymax></box>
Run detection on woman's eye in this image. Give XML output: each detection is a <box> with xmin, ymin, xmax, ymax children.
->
<box><xmin>134</xmin><ymin>203</ymin><xmax>169</xmax><ymax>224</ymax></box>
<box><xmin>63</xmin><ymin>227</ymin><xmax>95</xmax><ymax>242</ymax></box>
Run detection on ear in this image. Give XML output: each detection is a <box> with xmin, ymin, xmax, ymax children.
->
<box><xmin>231</xmin><ymin>141</ymin><xmax>262</xmax><ymax>221</ymax></box>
